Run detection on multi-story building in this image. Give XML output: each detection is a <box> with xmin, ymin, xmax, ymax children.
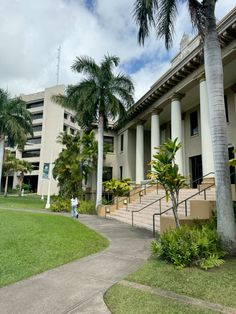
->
<box><xmin>12</xmin><ymin>85</ymin><xmax>80</xmax><ymax>195</ymax></box>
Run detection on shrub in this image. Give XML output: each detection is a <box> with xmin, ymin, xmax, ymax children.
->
<box><xmin>78</xmin><ymin>200</ymin><xmax>96</xmax><ymax>215</ymax></box>
<box><xmin>50</xmin><ymin>196</ymin><xmax>96</xmax><ymax>215</ymax></box>
<box><xmin>151</xmin><ymin>224</ymin><xmax>225</xmax><ymax>269</ymax></box>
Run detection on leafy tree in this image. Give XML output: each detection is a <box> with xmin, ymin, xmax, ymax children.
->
<box><xmin>53</xmin><ymin>55</ymin><xmax>134</xmax><ymax>209</ymax></box>
<box><xmin>3</xmin><ymin>150</ymin><xmax>19</xmax><ymax>196</ymax></box>
<box><xmin>133</xmin><ymin>0</ymin><xmax>236</xmax><ymax>254</ymax></box>
<box><xmin>53</xmin><ymin>131</ymin><xmax>98</xmax><ymax>197</ymax></box>
<box><xmin>0</xmin><ymin>89</ymin><xmax>33</xmax><ymax>189</ymax></box>
<box><xmin>151</xmin><ymin>138</ymin><xmax>186</xmax><ymax>228</ymax></box>
<box><xmin>17</xmin><ymin>160</ymin><xmax>32</xmax><ymax>196</ymax></box>
<box><xmin>103</xmin><ymin>178</ymin><xmax>131</xmax><ymax>206</ymax></box>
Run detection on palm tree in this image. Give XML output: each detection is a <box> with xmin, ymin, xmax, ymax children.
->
<box><xmin>17</xmin><ymin>160</ymin><xmax>32</xmax><ymax>196</ymax></box>
<box><xmin>133</xmin><ymin>0</ymin><xmax>236</xmax><ymax>253</ymax></box>
<box><xmin>53</xmin><ymin>55</ymin><xmax>134</xmax><ymax>209</ymax></box>
<box><xmin>3</xmin><ymin>150</ymin><xmax>19</xmax><ymax>196</ymax></box>
<box><xmin>0</xmin><ymin>89</ymin><xmax>33</xmax><ymax>190</ymax></box>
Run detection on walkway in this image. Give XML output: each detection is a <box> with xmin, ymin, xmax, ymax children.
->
<box><xmin>0</xmin><ymin>214</ymin><xmax>152</xmax><ymax>314</ymax></box>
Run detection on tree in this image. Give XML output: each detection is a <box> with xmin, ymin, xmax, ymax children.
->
<box><xmin>133</xmin><ymin>0</ymin><xmax>236</xmax><ymax>254</ymax></box>
<box><xmin>151</xmin><ymin>138</ymin><xmax>186</xmax><ymax>228</ymax></box>
<box><xmin>53</xmin><ymin>55</ymin><xmax>134</xmax><ymax>209</ymax></box>
<box><xmin>53</xmin><ymin>131</ymin><xmax>98</xmax><ymax>197</ymax></box>
<box><xmin>17</xmin><ymin>160</ymin><xmax>32</xmax><ymax>196</ymax></box>
<box><xmin>3</xmin><ymin>150</ymin><xmax>19</xmax><ymax>196</ymax></box>
<box><xmin>0</xmin><ymin>89</ymin><xmax>33</xmax><ymax>190</ymax></box>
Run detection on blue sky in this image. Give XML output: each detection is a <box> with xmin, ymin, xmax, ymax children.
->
<box><xmin>0</xmin><ymin>0</ymin><xmax>235</xmax><ymax>101</ymax></box>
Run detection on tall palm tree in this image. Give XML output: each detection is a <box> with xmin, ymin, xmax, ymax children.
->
<box><xmin>0</xmin><ymin>89</ymin><xmax>33</xmax><ymax>190</ymax></box>
<box><xmin>133</xmin><ymin>0</ymin><xmax>236</xmax><ymax>253</ymax></box>
<box><xmin>3</xmin><ymin>150</ymin><xmax>19</xmax><ymax>197</ymax></box>
<box><xmin>17</xmin><ymin>160</ymin><xmax>32</xmax><ymax>196</ymax></box>
<box><xmin>53</xmin><ymin>55</ymin><xmax>134</xmax><ymax>209</ymax></box>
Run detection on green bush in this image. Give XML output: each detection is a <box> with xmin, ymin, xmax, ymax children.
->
<box><xmin>151</xmin><ymin>224</ymin><xmax>225</xmax><ymax>269</ymax></box>
<box><xmin>78</xmin><ymin>200</ymin><xmax>96</xmax><ymax>215</ymax></box>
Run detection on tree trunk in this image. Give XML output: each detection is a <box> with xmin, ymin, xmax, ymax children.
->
<box><xmin>0</xmin><ymin>136</ymin><xmax>4</xmax><ymax>193</ymax></box>
<box><xmin>204</xmin><ymin>0</ymin><xmax>236</xmax><ymax>254</ymax></box>
<box><xmin>96</xmin><ymin>113</ymin><xmax>104</xmax><ymax>209</ymax></box>
<box><xmin>18</xmin><ymin>176</ymin><xmax>23</xmax><ymax>196</ymax></box>
<box><xmin>4</xmin><ymin>175</ymin><xmax>9</xmax><ymax>197</ymax></box>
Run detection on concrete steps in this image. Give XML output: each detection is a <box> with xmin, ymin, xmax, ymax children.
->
<box><xmin>107</xmin><ymin>187</ymin><xmax>216</xmax><ymax>234</ymax></box>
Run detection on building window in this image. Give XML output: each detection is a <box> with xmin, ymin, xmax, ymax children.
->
<box><xmin>70</xmin><ymin>128</ymin><xmax>75</xmax><ymax>135</ymax></box>
<box><xmin>30</xmin><ymin>162</ymin><xmax>40</xmax><ymax>170</ymax></box>
<box><xmin>104</xmin><ymin>136</ymin><xmax>114</xmax><ymax>152</ymax></box>
<box><xmin>120</xmin><ymin>166</ymin><xmax>123</xmax><ymax>180</ymax></box>
<box><xmin>32</xmin><ymin>124</ymin><xmax>42</xmax><ymax>132</ymax></box>
<box><xmin>27</xmin><ymin>101</ymin><xmax>44</xmax><ymax>109</ymax></box>
<box><xmin>103</xmin><ymin>167</ymin><xmax>113</xmax><ymax>181</ymax></box>
<box><xmin>190</xmin><ymin>110</ymin><xmax>198</xmax><ymax>136</ymax></box>
<box><xmin>22</xmin><ymin>149</ymin><xmax>40</xmax><ymax>158</ymax></box>
<box><xmin>120</xmin><ymin>134</ymin><xmax>124</xmax><ymax>152</ymax></box>
<box><xmin>27</xmin><ymin>137</ymin><xmax>41</xmax><ymax>145</ymax></box>
<box><xmin>32</xmin><ymin>112</ymin><xmax>43</xmax><ymax>120</ymax></box>
<box><xmin>63</xmin><ymin>125</ymin><xmax>67</xmax><ymax>132</ymax></box>
<box><xmin>70</xmin><ymin>116</ymin><xmax>75</xmax><ymax>123</ymax></box>
<box><xmin>64</xmin><ymin>112</ymin><xmax>68</xmax><ymax>119</ymax></box>
<box><xmin>224</xmin><ymin>95</ymin><xmax>229</xmax><ymax>122</ymax></box>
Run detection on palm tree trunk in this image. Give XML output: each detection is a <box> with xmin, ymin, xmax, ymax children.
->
<box><xmin>204</xmin><ymin>0</ymin><xmax>236</xmax><ymax>254</ymax></box>
<box><xmin>4</xmin><ymin>175</ymin><xmax>9</xmax><ymax>197</ymax></box>
<box><xmin>96</xmin><ymin>113</ymin><xmax>104</xmax><ymax>209</ymax></box>
<box><xmin>0</xmin><ymin>136</ymin><xmax>4</xmax><ymax>192</ymax></box>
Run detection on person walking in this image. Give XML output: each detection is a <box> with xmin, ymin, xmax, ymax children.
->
<box><xmin>71</xmin><ymin>195</ymin><xmax>79</xmax><ymax>218</ymax></box>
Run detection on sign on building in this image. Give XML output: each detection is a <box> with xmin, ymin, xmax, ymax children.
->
<box><xmin>42</xmin><ymin>163</ymin><xmax>50</xmax><ymax>179</ymax></box>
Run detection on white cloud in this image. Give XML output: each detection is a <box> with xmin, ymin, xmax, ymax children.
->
<box><xmin>0</xmin><ymin>0</ymin><xmax>235</xmax><ymax>100</ymax></box>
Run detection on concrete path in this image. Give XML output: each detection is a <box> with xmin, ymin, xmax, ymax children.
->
<box><xmin>0</xmin><ymin>214</ymin><xmax>152</xmax><ymax>314</ymax></box>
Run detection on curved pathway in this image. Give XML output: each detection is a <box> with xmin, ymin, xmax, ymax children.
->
<box><xmin>0</xmin><ymin>214</ymin><xmax>152</xmax><ymax>314</ymax></box>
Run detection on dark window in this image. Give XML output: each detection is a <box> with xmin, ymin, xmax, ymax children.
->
<box><xmin>26</xmin><ymin>101</ymin><xmax>44</xmax><ymax>109</ymax></box>
<box><xmin>190</xmin><ymin>111</ymin><xmax>198</xmax><ymax>136</ymax></box>
<box><xmin>63</xmin><ymin>125</ymin><xmax>67</xmax><ymax>132</ymax></box>
<box><xmin>27</xmin><ymin>137</ymin><xmax>41</xmax><ymax>145</ymax></box>
<box><xmin>103</xmin><ymin>167</ymin><xmax>113</xmax><ymax>181</ymax></box>
<box><xmin>70</xmin><ymin>116</ymin><xmax>75</xmax><ymax>123</ymax></box>
<box><xmin>120</xmin><ymin>134</ymin><xmax>124</xmax><ymax>152</ymax></box>
<box><xmin>22</xmin><ymin>149</ymin><xmax>40</xmax><ymax>158</ymax></box>
<box><xmin>32</xmin><ymin>124</ymin><xmax>42</xmax><ymax>132</ymax></box>
<box><xmin>64</xmin><ymin>112</ymin><xmax>68</xmax><ymax>119</ymax></box>
<box><xmin>70</xmin><ymin>128</ymin><xmax>75</xmax><ymax>135</ymax></box>
<box><xmin>120</xmin><ymin>166</ymin><xmax>123</xmax><ymax>180</ymax></box>
<box><xmin>32</xmin><ymin>112</ymin><xmax>43</xmax><ymax>120</ymax></box>
<box><xmin>224</xmin><ymin>95</ymin><xmax>229</xmax><ymax>122</ymax></box>
<box><xmin>30</xmin><ymin>162</ymin><xmax>40</xmax><ymax>170</ymax></box>
<box><xmin>104</xmin><ymin>136</ymin><xmax>114</xmax><ymax>152</ymax></box>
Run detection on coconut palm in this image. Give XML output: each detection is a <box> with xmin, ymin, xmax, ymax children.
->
<box><xmin>53</xmin><ymin>55</ymin><xmax>134</xmax><ymax>209</ymax></box>
<box><xmin>2</xmin><ymin>150</ymin><xmax>19</xmax><ymax>196</ymax></box>
<box><xmin>0</xmin><ymin>89</ymin><xmax>33</xmax><ymax>190</ymax></box>
<box><xmin>133</xmin><ymin>0</ymin><xmax>236</xmax><ymax>253</ymax></box>
<box><xmin>17</xmin><ymin>160</ymin><xmax>32</xmax><ymax>196</ymax></box>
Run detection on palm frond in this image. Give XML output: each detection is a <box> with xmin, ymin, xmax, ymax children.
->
<box><xmin>133</xmin><ymin>0</ymin><xmax>159</xmax><ymax>45</ymax></box>
<box><xmin>188</xmin><ymin>0</ymin><xmax>206</xmax><ymax>37</ymax></box>
<box><xmin>71</xmin><ymin>56</ymin><xmax>100</xmax><ymax>78</ymax></box>
<box><xmin>156</xmin><ymin>0</ymin><xmax>178</xmax><ymax>49</ymax></box>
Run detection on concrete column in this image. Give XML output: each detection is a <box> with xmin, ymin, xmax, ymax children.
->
<box><xmin>171</xmin><ymin>94</ymin><xmax>184</xmax><ymax>174</ymax></box>
<box><xmin>151</xmin><ymin>110</ymin><xmax>161</xmax><ymax>169</ymax></box>
<box><xmin>200</xmin><ymin>77</ymin><xmax>214</xmax><ymax>178</ymax></box>
<box><xmin>136</xmin><ymin>122</ymin><xmax>144</xmax><ymax>183</ymax></box>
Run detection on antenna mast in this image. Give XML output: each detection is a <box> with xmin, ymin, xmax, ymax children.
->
<box><xmin>56</xmin><ymin>45</ymin><xmax>61</xmax><ymax>85</ymax></box>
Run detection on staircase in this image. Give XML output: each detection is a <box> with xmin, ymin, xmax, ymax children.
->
<box><xmin>106</xmin><ymin>186</ymin><xmax>216</xmax><ymax>234</ymax></box>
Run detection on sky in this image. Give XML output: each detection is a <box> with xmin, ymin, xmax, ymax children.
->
<box><xmin>0</xmin><ymin>0</ymin><xmax>235</xmax><ymax>101</ymax></box>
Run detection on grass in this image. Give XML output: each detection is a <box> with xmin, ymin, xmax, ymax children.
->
<box><xmin>0</xmin><ymin>194</ymin><xmax>46</xmax><ymax>210</ymax></box>
<box><xmin>105</xmin><ymin>258</ymin><xmax>236</xmax><ymax>313</ymax></box>
<box><xmin>104</xmin><ymin>284</ymin><xmax>215</xmax><ymax>314</ymax></box>
<box><xmin>0</xmin><ymin>209</ymin><xmax>109</xmax><ymax>287</ymax></box>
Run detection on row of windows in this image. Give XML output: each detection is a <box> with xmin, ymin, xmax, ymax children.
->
<box><xmin>22</xmin><ymin>149</ymin><xmax>40</xmax><ymax>158</ymax></box>
<box><xmin>26</xmin><ymin>100</ymin><xmax>44</xmax><ymax>109</ymax></box>
<box><xmin>27</xmin><ymin>137</ymin><xmax>41</xmax><ymax>145</ymax></box>
<box><xmin>64</xmin><ymin>112</ymin><xmax>75</xmax><ymax>123</ymax></box>
<box><xmin>63</xmin><ymin>125</ymin><xmax>76</xmax><ymax>135</ymax></box>
<box><xmin>32</xmin><ymin>124</ymin><xmax>42</xmax><ymax>132</ymax></box>
<box><xmin>32</xmin><ymin>112</ymin><xmax>43</xmax><ymax>120</ymax></box>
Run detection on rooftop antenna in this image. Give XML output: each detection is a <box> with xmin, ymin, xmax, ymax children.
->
<box><xmin>56</xmin><ymin>45</ymin><xmax>61</xmax><ymax>85</ymax></box>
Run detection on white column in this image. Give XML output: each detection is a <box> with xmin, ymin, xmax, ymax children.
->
<box><xmin>151</xmin><ymin>110</ymin><xmax>160</xmax><ymax>169</ymax></box>
<box><xmin>200</xmin><ymin>77</ymin><xmax>214</xmax><ymax>176</ymax></box>
<box><xmin>171</xmin><ymin>95</ymin><xmax>184</xmax><ymax>174</ymax></box>
<box><xmin>136</xmin><ymin>122</ymin><xmax>144</xmax><ymax>183</ymax></box>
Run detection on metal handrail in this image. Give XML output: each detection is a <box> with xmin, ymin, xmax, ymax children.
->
<box><xmin>190</xmin><ymin>171</ymin><xmax>215</xmax><ymax>189</ymax></box>
<box><xmin>152</xmin><ymin>171</ymin><xmax>236</xmax><ymax>237</ymax></box>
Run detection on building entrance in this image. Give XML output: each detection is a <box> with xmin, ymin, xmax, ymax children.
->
<box><xmin>190</xmin><ymin>155</ymin><xmax>203</xmax><ymax>188</ymax></box>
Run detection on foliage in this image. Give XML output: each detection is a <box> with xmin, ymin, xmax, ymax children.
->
<box><xmin>53</xmin><ymin>131</ymin><xmax>97</xmax><ymax>197</ymax></box>
<box><xmin>229</xmin><ymin>149</ymin><xmax>236</xmax><ymax>167</ymax></box>
<box><xmin>103</xmin><ymin>178</ymin><xmax>131</xmax><ymax>197</ymax></box>
<box><xmin>151</xmin><ymin>138</ymin><xmax>186</xmax><ymax>228</ymax></box>
<box><xmin>151</xmin><ymin>224</ymin><xmax>225</xmax><ymax>269</ymax></box>
<box><xmin>53</xmin><ymin>54</ymin><xmax>134</xmax><ymax>208</ymax></box>
<box><xmin>15</xmin><ymin>183</ymin><xmax>31</xmax><ymax>193</ymax></box>
<box><xmin>50</xmin><ymin>196</ymin><xmax>96</xmax><ymax>215</ymax></box>
<box><xmin>78</xmin><ymin>200</ymin><xmax>96</xmax><ymax>215</ymax></box>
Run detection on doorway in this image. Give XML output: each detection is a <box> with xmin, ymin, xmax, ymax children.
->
<box><xmin>190</xmin><ymin>155</ymin><xmax>203</xmax><ymax>188</ymax></box>
<box><xmin>229</xmin><ymin>147</ymin><xmax>236</xmax><ymax>184</ymax></box>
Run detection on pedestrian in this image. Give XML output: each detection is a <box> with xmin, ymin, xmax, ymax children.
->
<box><xmin>71</xmin><ymin>195</ymin><xmax>79</xmax><ymax>218</ymax></box>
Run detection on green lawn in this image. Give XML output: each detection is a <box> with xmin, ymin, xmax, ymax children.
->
<box><xmin>105</xmin><ymin>259</ymin><xmax>236</xmax><ymax>313</ymax></box>
<box><xmin>0</xmin><ymin>195</ymin><xmax>46</xmax><ymax>210</ymax></box>
<box><xmin>0</xmin><ymin>209</ymin><xmax>109</xmax><ymax>287</ymax></box>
